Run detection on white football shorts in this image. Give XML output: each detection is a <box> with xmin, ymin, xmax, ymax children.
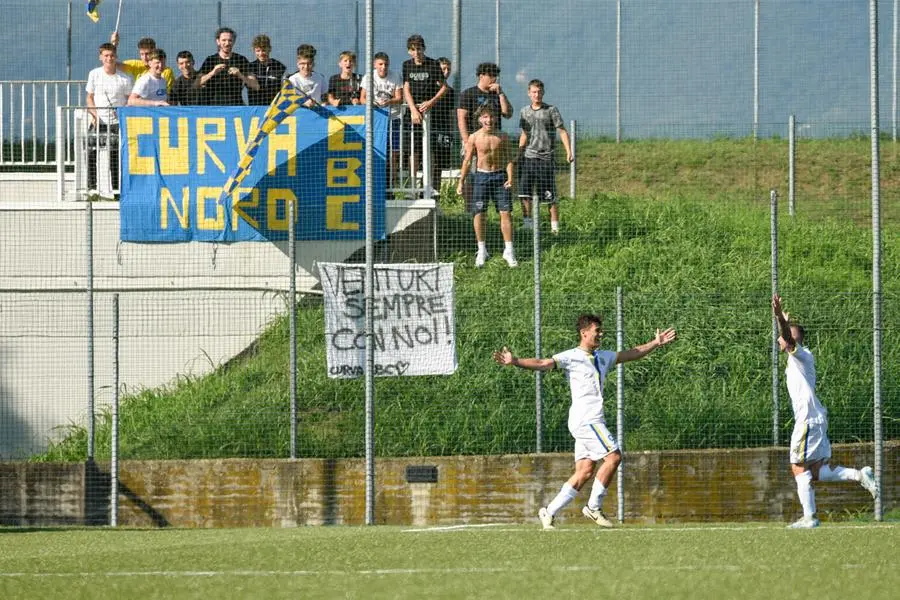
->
<box><xmin>790</xmin><ymin>420</ymin><xmax>832</xmax><ymax>465</ymax></box>
<box><xmin>572</xmin><ymin>421</ymin><xmax>620</xmax><ymax>461</ymax></box>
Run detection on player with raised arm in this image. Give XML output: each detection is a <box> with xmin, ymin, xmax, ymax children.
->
<box><xmin>772</xmin><ymin>294</ymin><xmax>878</xmax><ymax>529</ymax></box>
<box><xmin>493</xmin><ymin>314</ymin><xmax>676</xmax><ymax>529</ymax></box>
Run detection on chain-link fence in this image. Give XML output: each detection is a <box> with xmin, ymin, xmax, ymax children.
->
<box><xmin>0</xmin><ymin>1</ymin><xmax>896</xmax><ymax>527</ymax></box>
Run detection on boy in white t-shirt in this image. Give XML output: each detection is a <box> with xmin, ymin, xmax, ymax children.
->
<box><xmin>773</xmin><ymin>294</ymin><xmax>878</xmax><ymax>529</ymax></box>
<box><xmin>86</xmin><ymin>42</ymin><xmax>133</xmax><ymax>195</ymax></box>
<box><xmin>287</xmin><ymin>45</ymin><xmax>326</xmax><ymax>107</ymax></box>
<box><xmin>359</xmin><ymin>52</ymin><xmax>403</xmax><ymax>181</ymax></box>
<box><xmin>128</xmin><ymin>49</ymin><xmax>170</xmax><ymax>106</ymax></box>
<box><xmin>493</xmin><ymin>314</ymin><xmax>676</xmax><ymax>529</ymax></box>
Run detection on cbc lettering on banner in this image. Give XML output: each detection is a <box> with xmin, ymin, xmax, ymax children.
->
<box><xmin>319</xmin><ymin>262</ymin><xmax>457</xmax><ymax>378</ymax></box>
<box><xmin>118</xmin><ymin>106</ymin><xmax>387</xmax><ymax>242</ymax></box>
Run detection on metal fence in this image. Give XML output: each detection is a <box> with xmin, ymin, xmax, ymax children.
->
<box><xmin>0</xmin><ymin>0</ymin><xmax>896</xmax><ymax>527</ymax></box>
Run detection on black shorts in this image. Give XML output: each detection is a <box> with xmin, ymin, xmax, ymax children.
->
<box><xmin>471</xmin><ymin>170</ymin><xmax>512</xmax><ymax>214</ymax></box>
<box><xmin>517</xmin><ymin>156</ymin><xmax>557</xmax><ymax>204</ymax></box>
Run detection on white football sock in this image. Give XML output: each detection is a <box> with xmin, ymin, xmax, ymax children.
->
<box><xmin>818</xmin><ymin>464</ymin><xmax>859</xmax><ymax>482</ymax></box>
<box><xmin>795</xmin><ymin>470</ymin><xmax>816</xmax><ymax>518</ymax></box>
<box><xmin>504</xmin><ymin>241</ymin><xmax>514</xmax><ymax>252</ymax></box>
<box><xmin>547</xmin><ymin>483</ymin><xmax>579</xmax><ymax>517</ymax></box>
<box><xmin>588</xmin><ymin>479</ymin><xmax>607</xmax><ymax>511</ymax></box>
<box><xmin>477</xmin><ymin>241</ymin><xmax>487</xmax><ymax>253</ymax></box>
<box><xmin>551</xmin><ymin>220</ymin><xmax>559</xmax><ymax>232</ymax></box>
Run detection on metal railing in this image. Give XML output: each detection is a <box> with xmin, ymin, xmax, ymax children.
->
<box><xmin>51</xmin><ymin>104</ymin><xmax>443</xmax><ymax>203</ymax></box>
<box><xmin>0</xmin><ymin>80</ymin><xmax>85</xmax><ymax>166</ymax></box>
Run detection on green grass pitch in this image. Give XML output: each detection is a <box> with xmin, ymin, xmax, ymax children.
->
<box><xmin>1</xmin><ymin>522</ymin><xmax>897</xmax><ymax>599</ymax></box>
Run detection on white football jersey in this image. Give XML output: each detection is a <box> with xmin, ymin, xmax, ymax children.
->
<box><xmin>785</xmin><ymin>345</ymin><xmax>828</xmax><ymax>424</ymax></box>
<box><xmin>287</xmin><ymin>71</ymin><xmax>326</xmax><ymax>103</ymax></box>
<box><xmin>552</xmin><ymin>347</ymin><xmax>617</xmax><ymax>432</ymax></box>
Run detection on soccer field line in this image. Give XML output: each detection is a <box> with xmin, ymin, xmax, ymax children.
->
<box><xmin>402</xmin><ymin>523</ymin><xmax>895</xmax><ymax>533</ymax></box>
<box><xmin>0</xmin><ymin>562</ymin><xmax>876</xmax><ymax>579</ymax></box>
<box><xmin>0</xmin><ymin>567</ymin><xmax>528</xmax><ymax>578</ymax></box>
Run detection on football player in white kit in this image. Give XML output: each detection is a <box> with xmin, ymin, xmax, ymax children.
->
<box><xmin>493</xmin><ymin>314</ymin><xmax>676</xmax><ymax>529</ymax></box>
<box><xmin>773</xmin><ymin>294</ymin><xmax>878</xmax><ymax>529</ymax></box>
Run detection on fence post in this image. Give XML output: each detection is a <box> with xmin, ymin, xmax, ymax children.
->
<box><xmin>788</xmin><ymin>115</ymin><xmax>795</xmax><ymax>216</ymax></box>
<box><xmin>452</xmin><ymin>0</ymin><xmax>462</xmax><ymax>92</ymax></box>
<box><xmin>754</xmin><ymin>0</ymin><xmax>760</xmax><ymax>140</ymax></box>
<box><xmin>616</xmin><ymin>0</ymin><xmax>621</xmax><ymax>143</ymax></box>
<box><xmin>56</xmin><ymin>106</ymin><xmax>66</xmax><ymax>201</ymax></box>
<box><xmin>86</xmin><ymin>198</ymin><xmax>95</xmax><ymax>460</ymax></box>
<box><xmin>893</xmin><ymin>0</ymin><xmax>897</xmax><ymax>141</ymax></box>
<box><xmin>289</xmin><ymin>199</ymin><xmax>297</xmax><ymax>459</ymax></box>
<box><xmin>423</xmin><ymin>112</ymin><xmax>433</xmax><ymax>199</ymax></box>
<box><xmin>615</xmin><ymin>286</ymin><xmax>624</xmax><ymax>523</ymax></box>
<box><xmin>495</xmin><ymin>0</ymin><xmax>501</xmax><ymax>66</ymax></box>
<box><xmin>868</xmin><ymin>0</ymin><xmax>884</xmax><ymax>522</ymax></box>
<box><xmin>67</xmin><ymin>1</ymin><xmax>73</xmax><ymax>81</ymax></box>
<box><xmin>364</xmin><ymin>0</ymin><xmax>376</xmax><ymax>526</ymax></box>
<box><xmin>770</xmin><ymin>189</ymin><xmax>779</xmax><ymax>447</ymax></box>
<box><xmin>110</xmin><ymin>294</ymin><xmax>119</xmax><ymax>527</ymax></box>
<box><xmin>569</xmin><ymin>120</ymin><xmax>576</xmax><ymax>200</ymax></box>
<box><xmin>533</xmin><ymin>193</ymin><xmax>543</xmax><ymax>454</ymax></box>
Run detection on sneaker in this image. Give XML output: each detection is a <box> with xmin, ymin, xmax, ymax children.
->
<box><xmin>538</xmin><ymin>507</ymin><xmax>555</xmax><ymax>530</ymax></box>
<box><xmin>859</xmin><ymin>466</ymin><xmax>878</xmax><ymax>499</ymax></box>
<box><xmin>582</xmin><ymin>505</ymin><xmax>614</xmax><ymax>528</ymax></box>
<box><xmin>475</xmin><ymin>250</ymin><xmax>489</xmax><ymax>268</ymax></box>
<box><xmin>502</xmin><ymin>249</ymin><xmax>518</xmax><ymax>268</ymax></box>
<box><xmin>787</xmin><ymin>516</ymin><xmax>820</xmax><ymax>529</ymax></box>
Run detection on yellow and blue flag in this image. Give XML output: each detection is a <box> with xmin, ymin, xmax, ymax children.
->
<box><xmin>86</xmin><ymin>1</ymin><xmax>102</xmax><ymax>23</ymax></box>
<box><xmin>219</xmin><ymin>78</ymin><xmax>308</xmax><ymax>203</ymax></box>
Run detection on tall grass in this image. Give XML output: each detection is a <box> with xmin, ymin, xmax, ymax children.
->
<box><xmin>36</xmin><ymin>138</ymin><xmax>899</xmax><ymax>460</ymax></box>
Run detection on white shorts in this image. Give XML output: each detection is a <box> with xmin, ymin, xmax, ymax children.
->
<box><xmin>572</xmin><ymin>422</ymin><xmax>620</xmax><ymax>462</ymax></box>
<box><xmin>790</xmin><ymin>420</ymin><xmax>831</xmax><ymax>465</ymax></box>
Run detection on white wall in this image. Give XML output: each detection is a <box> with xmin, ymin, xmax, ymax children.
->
<box><xmin>0</xmin><ymin>197</ymin><xmax>435</xmax><ymax>457</ymax></box>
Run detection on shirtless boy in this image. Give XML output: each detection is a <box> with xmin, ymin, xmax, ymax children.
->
<box><xmin>457</xmin><ymin>104</ymin><xmax>517</xmax><ymax>268</ymax></box>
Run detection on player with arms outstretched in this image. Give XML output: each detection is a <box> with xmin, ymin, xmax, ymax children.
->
<box><xmin>772</xmin><ymin>294</ymin><xmax>878</xmax><ymax>528</ymax></box>
<box><xmin>493</xmin><ymin>313</ymin><xmax>676</xmax><ymax>529</ymax></box>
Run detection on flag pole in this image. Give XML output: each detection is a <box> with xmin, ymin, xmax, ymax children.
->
<box><xmin>114</xmin><ymin>0</ymin><xmax>124</xmax><ymax>32</ymax></box>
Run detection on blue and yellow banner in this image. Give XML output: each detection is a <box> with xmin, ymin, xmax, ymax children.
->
<box><xmin>118</xmin><ymin>105</ymin><xmax>387</xmax><ymax>242</ymax></box>
<box><xmin>86</xmin><ymin>1</ymin><xmax>102</xmax><ymax>23</ymax></box>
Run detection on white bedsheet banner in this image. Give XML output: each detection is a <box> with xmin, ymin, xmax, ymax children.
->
<box><xmin>318</xmin><ymin>262</ymin><xmax>457</xmax><ymax>378</ymax></box>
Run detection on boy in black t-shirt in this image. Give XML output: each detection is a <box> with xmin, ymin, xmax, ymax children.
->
<box><xmin>199</xmin><ymin>27</ymin><xmax>259</xmax><ymax>105</ymax></box>
<box><xmin>432</xmin><ymin>57</ymin><xmax>458</xmax><ymax>174</ymax></box>
<box><xmin>401</xmin><ymin>34</ymin><xmax>447</xmax><ymax>198</ymax></box>
<box><xmin>327</xmin><ymin>51</ymin><xmax>361</xmax><ymax>106</ymax></box>
<box><xmin>248</xmin><ymin>34</ymin><xmax>286</xmax><ymax>106</ymax></box>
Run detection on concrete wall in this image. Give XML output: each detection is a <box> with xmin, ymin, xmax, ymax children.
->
<box><xmin>1</xmin><ymin>443</ymin><xmax>894</xmax><ymax>527</ymax></box>
<box><xmin>0</xmin><ymin>198</ymin><xmax>436</xmax><ymax>457</ymax></box>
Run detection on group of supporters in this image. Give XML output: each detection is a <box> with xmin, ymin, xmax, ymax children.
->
<box><xmin>85</xmin><ymin>29</ymin><xmax>573</xmax><ymax>269</ymax></box>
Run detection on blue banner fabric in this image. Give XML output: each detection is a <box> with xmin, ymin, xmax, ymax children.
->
<box><xmin>118</xmin><ymin>105</ymin><xmax>387</xmax><ymax>242</ymax></box>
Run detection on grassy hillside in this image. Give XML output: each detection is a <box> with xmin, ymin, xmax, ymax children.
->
<box><xmin>38</xmin><ymin>138</ymin><xmax>900</xmax><ymax>461</ymax></box>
